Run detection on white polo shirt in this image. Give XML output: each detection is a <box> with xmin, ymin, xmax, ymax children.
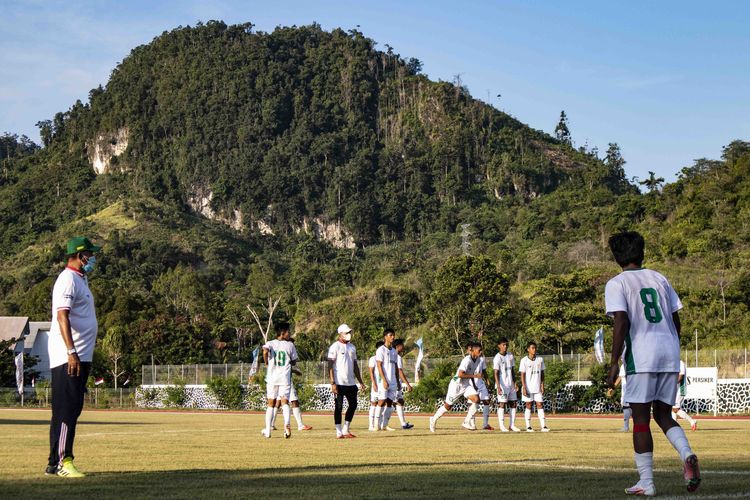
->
<box><xmin>327</xmin><ymin>341</ymin><xmax>358</xmax><ymax>386</ymax></box>
<box><xmin>48</xmin><ymin>266</ymin><xmax>98</xmax><ymax>368</ymax></box>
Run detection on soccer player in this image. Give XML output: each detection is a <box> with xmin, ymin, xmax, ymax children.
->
<box><xmin>493</xmin><ymin>338</ymin><xmax>520</xmax><ymax>432</ymax></box>
<box><xmin>393</xmin><ymin>339</ymin><xmax>415</xmax><ymax>429</ymax></box>
<box><xmin>261</xmin><ymin>322</ymin><xmax>298</xmax><ymax>439</ymax></box>
<box><xmin>269</xmin><ymin>338</ymin><xmax>312</xmax><ymax>432</ymax></box>
<box><xmin>615</xmin><ymin>361</ymin><xmax>632</xmax><ymax>432</ymax></box>
<box><xmin>375</xmin><ymin>329</ymin><xmax>398</xmax><ymax>431</ymax></box>
<box><xmin>672</xmin><ymin>359</ymin><xmax>697</xmax><ymax>431</ymax></box>
<box><xmin>368</xmin><ymin>340</ymin><xmax>385</xmax><ymax>431</ymax></box>
<box><xmin>519</xmin><ymin>341</ymin><xmax>549</xmax><ymax>432</ymax></box>
<box><xmin>327</xmin><ymin>324</ymin><xmax>366</xmax><ymax>438</ymax></box>
<box><xmin>463</xmin><ymin>345</ymin><xmax>493</xmax><ymax>430</ymax></box>
<box><xmin>429</xmin><ymin>341</ymin><xmax>484</xmax><ymax>432</ymax></box>
<box><xmin>605</xmin><ymin>231</ymin><xmax>700</xmax><ymax>495</ymax></box>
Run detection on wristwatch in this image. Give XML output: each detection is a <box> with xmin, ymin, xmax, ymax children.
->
<box><xmin>67</xmin><ymin>347</ymin><xmax>77</xmax><ymax>355</ymax></box>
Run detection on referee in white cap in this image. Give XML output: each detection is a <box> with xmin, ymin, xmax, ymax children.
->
<box><xmin>327</xmin><ymin>324</ymin><xmax>365</xmax><ymax>438</ymax></box>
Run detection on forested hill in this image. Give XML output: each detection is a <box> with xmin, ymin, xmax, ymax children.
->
<box><xmin>0</xmin><ymin>21</ymin><xmax>748</xmax><ymax>383</ymax></box>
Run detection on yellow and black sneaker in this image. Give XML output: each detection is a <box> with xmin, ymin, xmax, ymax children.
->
<box><xmin>56</xmin><ymin>457</ymin><xmax>85</xmax><ymax>478</ymax></box>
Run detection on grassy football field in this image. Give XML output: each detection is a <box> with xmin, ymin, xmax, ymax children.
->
<box><xmin>1</xmin><ymin>408</ymin><xmax>749</xmax><ymax>499</ymax></box>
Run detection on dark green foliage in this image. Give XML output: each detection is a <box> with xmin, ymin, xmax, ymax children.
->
<box><xmin>544</xmin><ymin>360</ymin><xmax>573</xmax><ymax>413</ymax></box>
<box><xmin>205</xmin><ymin>375</ymin><xmax>244</xmax><ymax>410</ymax></box>
<box><xmin>163</xmin><ymin>379</ymin><xmax>188</xmax><ymax>408</ymax></box>
<box><xmin>576</xmin><ymin>362</ymin><xmax>611</xmax><ymax>409</ymax></box>
<box><xmin>407</xmin><ymin>361</ymin><xmax>456</xmax><ymax>410</ymax></box>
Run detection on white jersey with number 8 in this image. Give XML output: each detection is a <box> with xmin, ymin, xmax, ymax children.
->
<box><xmin>605</xmin><ymin>268</ymin><xmax>682</xmax><ymax>375</ymax></box>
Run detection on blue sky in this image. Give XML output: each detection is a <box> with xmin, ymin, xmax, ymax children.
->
<box><xmin>1</xmin><ymin>0</ymin><xmax>748</xmax><ymax>183</ymax></box>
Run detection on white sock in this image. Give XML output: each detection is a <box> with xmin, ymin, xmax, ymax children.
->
<box><xmin>342</xmin><ymin>420</ymin><xmax>350</xmax><ymax>434</ymax></box>
<box><xmin>665</xmin><ymin>426</ymin><xmax>694</xmax><ymax>462</ymax></box>
<box><xmin>281</xmin><ymin>404</ymin><xmax>291</xmax><ymax>426</ymax></box>
<box><xmin>623</xmin><ymin>407</ymin><xmax>632</xmax><ymax>428</ymax></box>
<box><xmin>265</xmin><ymin>407</ymin><xmax>274</xmax><ymax>432</ymax></box>
<box><xmin>369</xmin><ymin>405</ymin><xmax>376</xmax><ymax>428</ymax></box>
<box><xmin>434</xmin><ymin>405</ymin><xmax>448</xmax><ymax>420</ymax></box>
<box><xmin>510</xmin><ymin>408</ymin><xmax>517</xmax><ymax>427</ymax></box>
<box><xmin>634</xmin><ymin>452</ymin><xmax>654</xmax><ymax>486</ymax></box>
<box><xmin>498</xmin><ymin>407</ymin><xmax>505</xmax><ymax>427</ymax></box>
<box><xmin>270</xmin><ymin>406</ymin><xmax>278</xmax><ymax>427</ymax></box>
<box><xmin>676</xmin><ymin>409</ymin><xmax>694</xmax><ymax>424</ymax></box>
<box><xmin>467</xmin><ymin>402</ymin><xmax>478</xmax><ymax>422</ymax></box>
<box><xmin>537</xmin><ymin>408</ymin><xmax>546</xmax><ymax>428</ymax></box>
<box><xmin>483</xmin><ymin>405</ymin><xmax>490</xmax><ymax>427</ymax></box>
<box><xmin>374</xmin><ymin>405</ymin><xmax>383</xmax><ymax>428</ymax></box>
<box><xmin>525</xmin><ymin>408</ymin><xmax>531</xmax><ymax>428</ymax></box>
<box><xmin>383</xmin><ymin>406</ymin><xmax>394</xmax><ymax>426</ymax></box>
<box><xmin>293</xmin><ymin>407</ymin><xmax>304</xmax><ymax>427</ymax></box>
<box><xmin>335</xmin><ymin>423</ymin><xmax>342</xmax><ymax>435</ymax></box>
<box><xmin>396</xmin><ymin>404</ymin><xmax>407</xmax><ymax>426</ymax></box>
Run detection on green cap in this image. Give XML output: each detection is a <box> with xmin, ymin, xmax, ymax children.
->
<box><xmin>66</xmin><ymin>236</ymin><xmax>101</xmax><ymax>255</ymax></box>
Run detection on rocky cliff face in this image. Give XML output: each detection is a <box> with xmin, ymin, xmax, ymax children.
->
<box><xmin>87</xmin><ymin>128</ymin><xmax>129</xmax><ymax>174</ymax></box>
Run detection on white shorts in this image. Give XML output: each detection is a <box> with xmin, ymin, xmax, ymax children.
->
<box><xmin>267</xmin><ymin>384</ymin><xmax>291</xmax><ymax>401</ymax></box>
<box><xmin>496</xmin><ymin>383</ymin><xmax>517</xmax><ymax>402</ymax></box>
<box><xmin>396</xmin><ymin>389</ymin><xmax>404</xmax><ymax>402</ymax></box>
<box><xmin>289</xmin><ymin>384</ymin><xmax>298</xmax><ymax>403</ymax></box>
<box><xmin>674</xmin><ymin>393</ymin><xmax>685</xmax><ymax>408</ymax></box>
<box><xmin>475</xmin><ymin>379</ymin><xmax>490</xmax><ymax>401</ymax></box>
<box><xmin>522</xmin><ymin>392</ymin><xmax>544</xmax><ymax>403</ymax></box>
<box><xmin>445</xmin><ymin>379</ymin><xmax>469</xmax><ymax>405</ymax></box>
<box><xmin>377</xmin><ymin>384</ymin><xmax>398</xmax><ymax>401</ymax></box>
<box><xmin>624</xmin><ymin>372</ymin><xmax>678</xmax><ymax>405</ymax></box>
<box><xmin>621</xmin><ymin>389</ymin><xmax>629</xmax><ymax>408</ymax></box>
<box><xmin>370</xmin><ymin>386</ymin><xmax>379</xmax><ymax>402</ymax></box>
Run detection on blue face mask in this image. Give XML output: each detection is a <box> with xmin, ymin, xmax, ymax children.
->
<box><xmin>82</xmin><ymin>255</ymin><xmax>97</xmax><ymax>273</ymax></box>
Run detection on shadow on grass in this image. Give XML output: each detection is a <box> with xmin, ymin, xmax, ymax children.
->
<box><xmin>2</xmin><ymin>463</ymin><xmax>732</xmax><ymax>499</ymax></box>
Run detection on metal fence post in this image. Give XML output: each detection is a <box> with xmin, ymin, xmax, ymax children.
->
<box><xmin>745</xmin><ymin>347</ymin><xmax>747</xmax><ymax>379</ymax></box>
<box><xmin>225</xmin><ymin>363</ymin><xmax>228</xmax><ymax>377</ymax></box>
<box><xmin>577</xmin><ymin>354</ymin><xmax>581</xmax><ymax>381</ymax></box>
<box><xmin>120</xmin><ymin>388</ymin><xmax>123</xmax><ymax>407</ymax></box>
<box><xmin>195</xmin><ymin>364</ymin><xmax>198</xmax><ymax>385</ymax></box>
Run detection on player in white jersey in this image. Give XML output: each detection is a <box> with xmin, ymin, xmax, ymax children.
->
<box><xmin>393</xmin><ymin>339</ymin><xmax>414</xmax><ymax>430</ymax></box>
<box><xmin>614</xmin><ymin>361</ymin><xmax>631</xmax><ymax>432</ymax></box>
<box><xmin>519</xmin><ymin>341</ymin><xmax>549</xmax><ymax>432</ymax></box>
<box><xmin>672</xmin><ymin>360</ymin><xmax>697</xmax><ymax>431</ymax></box>
<box><xmin>368</xmin><ymin>340</ymin><xmax>385</xmax><ymax>431</ymax></box>
<box><xmin>375</xmin><ymin>329</ymin><xmax>399</xmax><ymax>431</ymax></box>
<box><xmin>269</xmin><ymin>338</ymin><xmax>312</xmax><ymax>432</ymax></box>
<box><xmin>605</xmin><ymin>231</ymin><xmax>700</xmax><ymax>496</ymax></box>
<box><xmin>493</xmin><ymin>338</ymin><xmax>520</xmax><ymax>432</ymax></box>
<box><xmin>429</xmin><ymin>341</ymin><xmax>484</xmax><ymax>432</ymax></box>
<box><xmin>463</xmin><ymin>345</ymin><xmax>493</xmax><ymax>431</ymax></box>
<box><xmin>261</xmin><ymin>322</ymin><xmax>298</xmax><ymax>439</ymax></box>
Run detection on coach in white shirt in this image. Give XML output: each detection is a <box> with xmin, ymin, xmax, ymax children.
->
<box><xmin>46</xmin><ymin>236</ymin><xmax>101</xmax><ymax>478</ymax></box>
<box><xmin>327</xmin><ymin>324</ymin><xmax>365</xmax><ymax>438</ymax></box>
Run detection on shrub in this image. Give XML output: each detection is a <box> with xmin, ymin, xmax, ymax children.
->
<box><xmin>544</xmin><ymin>360</ymin><xmax>573</xmax><ymax>413</ymax></box>
<box><xmin>164</xmin><ymin>378</ymin><xmax>188</xmax><ymax>408</ymax></box>
<box><xmin>206</xmin><ymin>376</ymin><xmax>244</xmax><ymax>410</ymax></box>
<box><xmin>407</xmin><ymin>361</ymin><xmax>456</xmax><ymax>411</ymax></box>
<box><xmin>577</xmin><ymin>362</ymin><xmax>611</xmax><ymax>410</ymax></box>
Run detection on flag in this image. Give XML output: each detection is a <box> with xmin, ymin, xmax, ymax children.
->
<box><xmin>31</xmin><ymin>377</ymin><xmax>35</xmax><ymax>388</ymax></box>
<box><xmin>248</xmin><ymin>346</ymin><xmax>260</xmax><ymax>377</ymax></box>
<box><xmin>95</xmin><ymin>377</ymin><xmax>105</xmax><ymax>386</ymax></box>
<box><xmin>14</xmin><ymin>353</ymin><xmax>23</xmax><ymax>395</ymax></box>
<box><xmin>123</xmin><ymin>378</ymin><xmax>130</xmax><ymax>386</ymax></box>
<box><xmin>594</xmin><ymin>327</ymin><xmax>605</xmax><ymax>364</ymax></box>
<box><xmin>414</xmin><ymin>337</ymin><xmax>424</xmax><ymax>383</ymax></box>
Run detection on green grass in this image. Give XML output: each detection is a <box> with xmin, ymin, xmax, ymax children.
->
<box><xmin>1</xmin><ymin>409</ymin><xmax>749</xmax><ymax>499</ymax></box>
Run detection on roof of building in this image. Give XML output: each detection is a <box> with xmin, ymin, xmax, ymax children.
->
<box><xmin>23</xmin><ymin>321</ymin><xmax>52</xmax><ymax>351</ymax></box>
<box><xmin>0</xmin><ymin>316</ymin><xmax>30</xmax><ymax>343</ymax></box>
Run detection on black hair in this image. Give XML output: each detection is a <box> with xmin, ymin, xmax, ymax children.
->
<box><xmin>498</xmin><ymin>337</ymin><xmax>509</xmax><ymax>344</ymax></box>
<box><xmin>393</xmin><ymin>339</ymin><xmax>404</xmax><ymax>348</ymax></box>
<box><xmin>526</xmin><ymin>341</ymin><xmax>537</xmax><ymax>349</ymax></box>
<box><xmin>275</xmin><ymin>322</ymin><xmax>291</xmax><ymax>336</ymax></box>
<box><xmin>466</xmin><ymin>340</ymin><xmax>480</xmax><ymax>349</ymax></box>
<box><xmin>375</xmin><ymin>340</ymin><xmax>385</xmax><ymax>349</ymax></box>
<box><xmin>383</xmin><ymin>328</ymin><xmax>395</xmax><ymax>337</ymax></box>
<box><xmin>608</xmin><ymin>231</ymin><xmax>645</xmax><ymax>267</ymax></box>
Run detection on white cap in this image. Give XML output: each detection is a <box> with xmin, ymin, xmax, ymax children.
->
<box><xmin>337</xmin><ymin>323</ymin><xmax>353</xmax><ymax>334</ymax></box>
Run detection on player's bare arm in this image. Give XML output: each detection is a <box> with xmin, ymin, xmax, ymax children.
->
<box><xmin>57</xmin><ymin>309</ymin><xmax>80</xmax><ymax>376</ymax></box>
<box><xmin>540</xmin><ymin>370</ymin><xmax>545</xmax><ymax>394</ymax></box>
<box><xmin>398</xmin><ymin>368</ymin><xmax>411</xmax><ymax>391</ymax></box>
<box><xmin>494</xmin><ymin>369</ymin><xmax>502</xmax><ymax>394</ymax></box>
<box><xmin>353</xmin><ymin>359</ymin><xmax>365</xmax><ymax>389</ymax></box>
<box><xmin>607</xmin><ymin>311</ymin><xmax>630</xmax><ymax>388</ymax></box>
<box><xmin>377</xmin><ymin>360</ymin><xmax>389</xmax><ymax>389</ymax></box>
<box><xmin>369</xmin><ymin>365</ymin><xmax>378</xmax><ymax>392</ymax></box>
<box><xmin>328</xmin><ymin>359</ymin><xmax>338</xmax><ymax>395</ymax></box>
<box><xmin>520</xmin><ymin>371</ymin><xmax>528</xmax><ymax>396</ymax></box>
<box><xmin>673</xmin><ymin>311</ymin><xmax>681</xmax><ymax>338</ymax></box>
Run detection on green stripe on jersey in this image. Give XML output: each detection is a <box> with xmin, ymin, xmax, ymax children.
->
<box><xmin>624</xmin><ymin>333</ymin><xmax>636</xmax><ymax>375</ymax></box>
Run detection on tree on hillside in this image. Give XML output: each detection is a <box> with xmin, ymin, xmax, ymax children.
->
<box><xmin>100</xmin><ymin>326</ymin><xmax>127</xmax><ymax>388</ymax></box>
<box><xmin>525</xmin><ymin>272</ymin><xmax>600</xmax><ymax>356</ymax></box>
<box><xmin>555</xmin><ymin>111</ymin><xmax>572</xmax><ymax>146</ymax></box>
<box><xmin>604</xmin><ymin>142</ymin><xmax>626</xmax><ymax>181</ymax></box>
<box><xmin>427</xmin><ymin>255</ymin><xmax>512</xmax><ymax>354</ymax></box>
<box><xmin>639</xmin><ymin>171</ymin><xmax>665</xmax><ymax>193</ymax></box>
